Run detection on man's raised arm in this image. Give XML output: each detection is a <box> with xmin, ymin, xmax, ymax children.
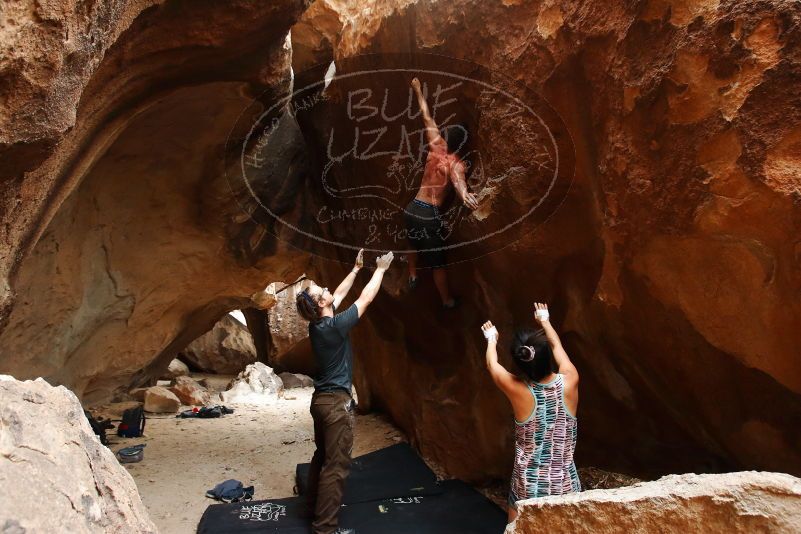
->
<box><xmin>333</xmin><ymin>249</ymin><xmax>363</xmax><ymax>309</ymax></box>
<box><xmin>354</xmin><ymin>252</ymin><xmax>394</xmax><ymax>317</ymax></box>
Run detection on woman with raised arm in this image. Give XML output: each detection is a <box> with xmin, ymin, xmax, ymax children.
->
<box><xmin>481</xmin><ymin>302</ymin><xmax>580</xmax><ymax>523</ymax></box>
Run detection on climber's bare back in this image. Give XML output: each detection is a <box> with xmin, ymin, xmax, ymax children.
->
<box><xmin>415</xmin><ymin>139</ymin><xmax>464</xmax><ymax>207</ymax></box>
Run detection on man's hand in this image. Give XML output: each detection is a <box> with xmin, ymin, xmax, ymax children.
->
<box><xmin>482</xmin><ymin>321</ymin><xmax>499</xmax><ymax>344</ymax></box>
<box><xmin>463</xmin><ymin>192</ymin><xmax>479</xmax><ymax>210</ymax></box>
<box><xmin>354</xmin><ymin>248</ymin><xmax>364</xmax><ymax>271</ymax></box>
<box><xmin>411</xmin><ymin>77</ymin><xmax>421</xmax><ymax>92</ymax></box>
<box><xmin>533</xmin><ymin>302</ymin><xmax>550</xmax><ymax>324</ymax></box>
<box><xmin>376</xmin><ymin>251</ymin><xmax>394</xmax><ymax>271</ymax></box>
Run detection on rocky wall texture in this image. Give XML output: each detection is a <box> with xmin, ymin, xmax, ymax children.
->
<box><xmin>292</xmin><ymin>0</ymin><xmax>801</xmax><ymax>480</ymax></box>
<box><xmin>0</xmin><ymin>376</ymin><xmax>157</xmax><ymax>533</ymax></box>
<box><xmin>0</xmin><ymin>0</ymin><xmax>315</xmax><ymax>403</ymax></box>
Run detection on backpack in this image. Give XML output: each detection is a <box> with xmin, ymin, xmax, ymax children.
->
<box><xmin>117</xmin><ymin>405</ymin><xmax>146</xmax><ymax>438</ymax></box>
<box><xmin>83</xmin><ymin>410</ymin><xmax>114</xmax><ymax>445</ymax></box>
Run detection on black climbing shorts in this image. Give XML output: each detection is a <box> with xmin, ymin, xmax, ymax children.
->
<box><xmin>404</xmin><ymin>199</ymin><xmax>448</xmax><ymax>268</ymax></box>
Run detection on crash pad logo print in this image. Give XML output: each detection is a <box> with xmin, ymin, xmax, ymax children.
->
<box><xmin>226</xmin><ymin>53</ymin><xmax>574</xmax><ymax>264</ymax></box>
<box><xmin>390</xmin><ymin>496</ymin><xmax>423</xmax><ymax>504</ymax></box>
<box><xmin>238</xmin><ymin>502</ymin><xmax>286</xmax><ymax>521</ymax></box>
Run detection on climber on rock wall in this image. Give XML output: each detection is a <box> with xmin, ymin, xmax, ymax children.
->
<box><xmin>295</xmin><ymin>248</ymin><xmax>394</xmax><ymax>534</ymax></box>
<box><xmin>482</xmin><ymin>302</ymin><xmax>581</xmax><ymax>523</ymax></box>
<box><xmin>404</xmin><ymin>76</ymin><xmax>479</xmax><ymax>308</ymax></box>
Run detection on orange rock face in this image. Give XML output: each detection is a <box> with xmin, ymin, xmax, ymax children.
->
<box><xmin>290</xmin><ymin>0</ymin><xmax>801</xmax><ymax>480</ymax></box>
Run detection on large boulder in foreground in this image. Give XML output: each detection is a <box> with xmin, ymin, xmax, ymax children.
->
<box><xmin>507</xmin><ymin>471</ymin><xmax>801</xmax><ymax>534</ymax></box>
<box><xmin>179</xmin><ymin>315</ymin><xmax>257</xmax><ymax>375</ymax></box>
<box><xmin>221</xmin><ymin>362</ymin><xmax>284</xmax><ymax>405</ymax></box>
<box><xmin>0</xmin><ymin>376</ymin><xmax>156</xmax><ymax>533</ymax></box>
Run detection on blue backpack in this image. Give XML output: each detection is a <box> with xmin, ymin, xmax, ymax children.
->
<box><xmin>117</xmin><ymin>405</ymin><xmax>146</xmax><ymax>438</ymax></box>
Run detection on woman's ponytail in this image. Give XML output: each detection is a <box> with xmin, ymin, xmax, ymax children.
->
<box><xmin>511</xmin><ymin>329</ymin><xmax>554</xmax><ymax>381</ymax></box>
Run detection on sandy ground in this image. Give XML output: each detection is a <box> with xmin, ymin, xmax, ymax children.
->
<box><xmin>94</xmin><ymin>374</ymin><xmax>628</xmax><ymax>533</ymax></box>
<box><xmin>103</xmin><ymin>382</ymin><xmax>406</xmax><ymax>534</ymax></box>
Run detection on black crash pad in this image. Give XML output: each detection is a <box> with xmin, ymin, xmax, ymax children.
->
<box><xmin>197</xmin><ymin>479</ymin><xmax>507</xmax><ymax>534</ymax></box>
<box><xmin>295</xmin><ymin>443</ymin><xmax>442</xmax><ymax>504</ymax></box>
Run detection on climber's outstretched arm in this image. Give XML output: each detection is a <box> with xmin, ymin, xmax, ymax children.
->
<box><xmin>450</xmin><ymin>160</ymin><xmax>479</xmax><ymax>210</ymax></box>
<box><xmin>533</xmin><ymin>303</ymin><xmax>579</xmax><ymax>386</ymax></box>
<box><xmin>411</xmin><ymin>77</ymin><xmax>447</xmax><ymax>151</ymax></box>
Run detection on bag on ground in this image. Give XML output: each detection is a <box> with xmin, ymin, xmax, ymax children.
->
<box><xmin>206</xmin><ymin>479</ymin><xmax>254</xmax><ymax>503</ymax></box>
<box><xmin>117</xmin><ymin>405</ymin><xmax>146</xmax><ymax>438</ymax></box>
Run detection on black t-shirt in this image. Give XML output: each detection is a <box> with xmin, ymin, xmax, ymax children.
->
<box><xmin>308</xmin><ymin>303</ymin><xmax>360</xmax><ymax>393</ymax></box>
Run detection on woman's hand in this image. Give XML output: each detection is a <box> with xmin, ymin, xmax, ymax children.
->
<box><xmin>353</xmin><ymin>248</ymin><xmax>364</xmax><ymax>271</ymax></box>
<box><xmin>533</xmin><ymin>302</ymin><xmax>550</xmax><ymax>324</ymax></box>
<box><xmin>411</xmin><ymin>77</ymin><xmax>421</xmax><ymax>92</ymax></box>
<box><xmin>482</xmin><ymin>321</ymin><xmax>499</xmax><ymax>344</ymax></box>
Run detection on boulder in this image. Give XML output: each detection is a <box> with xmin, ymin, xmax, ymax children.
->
<box><xmin>507</xmin><ymin>471</ymin><xmax>801</xmax><ymax>534</ymax></box>
<box><xmin>169</xmin><ymin>376</ymin><xmax>211</xmax><ymax>406</ymax></box>
<box><xmin>266</xmin><ymin>281</ymin><xmax>314</xmax><ymax>370</ymax></box>
<box><xmin>221</xmin><ymin>362</ymin><xmax>284</xmax><ymax>405</ymax></box>
<box><xmin>195</xmin><ymin>378</ymin><xmax>211</xmax><ymax>389</ymax></box>
<box><xmin>143</xmin><ymin>386</ymin><xmax>181</xmax><ymax>413</ymax></box>
<box><xmin>0</xmin><ymin>375</ymin><xmax>156</xmax><ymax>533</ymax></box>
<box><xmin>179</xmin><ymin>315</ymin><xmax>258</xmax><ymax>374</ymax></box>
<box><xmin>129</xmin><ymin>388</ymin><xmax>148</xmax><ymax>402</ymax></box>
<box><xmin>161</xmin><ymin>358</ymin><xmax>189</xmax><ymax>380</ymax></box>
<box><xmin>242</xmin><ymin>306</ymin><xmax>317</xmax><ymax>377</ymax></box>
<box><xmin>278</xmin><ymin>372</ymin><xmax>314</xmax><ymax>389</ymax></box>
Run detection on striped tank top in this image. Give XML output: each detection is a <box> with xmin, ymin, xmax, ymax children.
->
<box><xmin>509</xmin><ymin>373</ymin><xmax>580</xmax><ymax>504</ymax></box>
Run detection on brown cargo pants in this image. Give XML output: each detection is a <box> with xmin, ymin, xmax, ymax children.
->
<box><xmin>306</xmin><ymin>389</ymin><xmax>355</xmax><ymax>534</ymax></box>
